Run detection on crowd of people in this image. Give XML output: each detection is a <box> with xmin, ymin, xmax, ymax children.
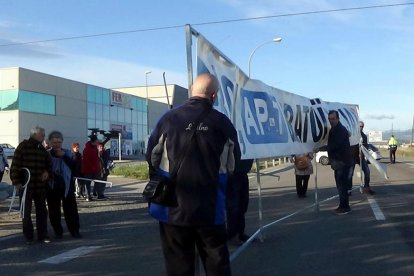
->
<box><xmin>10</xmin><ymin>126</ymin><xmax>112</xmax><ymax>244</ymax></box>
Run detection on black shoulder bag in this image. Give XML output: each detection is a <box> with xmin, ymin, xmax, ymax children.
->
<box><xmin>142</xmin><ymin>107</ymin><xmax>211</xmax><ymax>207</ymax></box>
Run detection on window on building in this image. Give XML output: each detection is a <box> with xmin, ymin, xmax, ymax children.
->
<box><xmin>95</xmin><ymin>87</ymin><xmax>103</xmax><ymax>104</ymax></box>
<box><xmin>0</xmin><ymin>90</ymin><xmax>18</xmax><ymax>110</ymax></box>
<box><xmin>87</xmin><ymin>102</ymin><xmax>95</xmax><ymax>119</ymax></box>
<box><xmin>87</xmin><ymin>86</ymin><xmax>96</xmax><ymax>103</ymax></box>
<box><xmin>19</xmin><ymin>90</ymin><xmax>55</xmax><ymax>115</ymax></box>
<box><xmin>102</xmin><ymin>89</ymin><xmax>110</xmax><ymax>105</ymax></box>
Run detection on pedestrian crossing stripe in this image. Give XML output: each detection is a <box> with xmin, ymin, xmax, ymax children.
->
<box><xmin>38</xmin><ymin>246</ymin><xmax>102</xmax><ymax>264</ymax></box>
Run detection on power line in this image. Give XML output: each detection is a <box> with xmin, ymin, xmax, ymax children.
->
<box><xmin>1</xmin><ymin>2</ymin><xmax>413</xmax><ymax>47</ymax></box>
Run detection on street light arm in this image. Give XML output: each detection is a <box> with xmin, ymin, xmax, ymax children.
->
<box><xmin>247</xmin><ymin>38</ymin><xmax>282</xmax><ymax>78</ymax></box>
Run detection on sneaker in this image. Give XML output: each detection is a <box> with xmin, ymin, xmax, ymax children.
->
<box><xmin>86</xmin><ymin>197</ymin><xmax>93</xmax><ymax>202</ymax></box>
<box><xmin>363</xmin><ymin>188</ymin><xmax>375</xmax><ymax>195</ymax></box>
<box><xmin>334</xmin><ymin>207</ymin><xmax>351</xmax><ymax>215</ymax></box>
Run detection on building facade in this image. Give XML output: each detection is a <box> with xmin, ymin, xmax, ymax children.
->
<box><xmin>0</xmin><ymin>67</ymin><xmax>187</xmax><ymax>158</ymax></box>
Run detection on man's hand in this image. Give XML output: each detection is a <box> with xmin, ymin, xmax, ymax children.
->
<box><xmin>41</xmin><ymin>171</ymin><xmax>49</xmax><ymax>182</ymax></box>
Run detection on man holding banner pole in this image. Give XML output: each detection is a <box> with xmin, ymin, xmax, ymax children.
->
<box><xmin>327</xmin><ymin>110</ymin><xmax>353</xmax><ymax>215</ymax></box>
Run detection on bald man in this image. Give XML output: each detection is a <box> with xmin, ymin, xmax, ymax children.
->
<box><xmin>146</xmin><ymin>73</ymin><xmax>241</xmax><ymax>275</ymax></box>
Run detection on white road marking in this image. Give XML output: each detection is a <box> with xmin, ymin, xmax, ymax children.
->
<box><xmin>38</xmin><ymin>246</ymin><xmax>102</xmax><ymax>264</ymax></box>
<box><xmin>367</xmin><ymin>198</ymin><xmax>386</xmax><ymax>220</ymax></box>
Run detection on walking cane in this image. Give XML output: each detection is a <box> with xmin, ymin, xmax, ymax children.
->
<box><xmin>8</xmin><ymin>168</ymin><xmax>31</xmax><ymax>218</ymax></box>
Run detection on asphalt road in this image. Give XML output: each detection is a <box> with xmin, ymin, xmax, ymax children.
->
<box><xmin>1</xmin><ymin>158</ymin><xmax>414</xmax><ymax>276</ymax></box>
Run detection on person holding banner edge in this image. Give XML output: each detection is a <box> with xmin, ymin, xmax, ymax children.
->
<box><xmin>327</xmin><ymin>110</ymin><xmax>353</xmax><ymax>215</ymax></box>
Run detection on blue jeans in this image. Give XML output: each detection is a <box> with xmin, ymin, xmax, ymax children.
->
<box><xmin>335</xmin><ymin>165</ymin><xmax>351</xmax><ymax>208</ymax></box>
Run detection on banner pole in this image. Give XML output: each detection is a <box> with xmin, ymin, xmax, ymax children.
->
<box><xmin>185</xmin><ymin>24</ymin><xmax>194</xmax><ymax>96</ymax></box>
<box><xmin>255</xmin><ymin>158</ymin><xmax>264</xmax><ymax>241</ymax></box>
<box><xmin>314</xmin><ymin>155</ymin><xmax>319</xmax><ymax>212</ymax></box>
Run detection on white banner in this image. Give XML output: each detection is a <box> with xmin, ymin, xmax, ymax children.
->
<box><xmin>196</xmin><ymin>34</ymin><xmax>359</xmax><ymax>159</ymax></box>
<box><xmin>361</xmin><ymin>146</ymin><xmax>389</xmax><ymax>180</ymax></box>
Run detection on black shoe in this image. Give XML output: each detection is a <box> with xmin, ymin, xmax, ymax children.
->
<box><xmin>334</xmin><ymin>207</ymin><xmax>351</xmax><ymax>215</ymax></box>
<box><xmin>39</xmin><ymin>237</ymin><xmax>51</xmax><ymax>244</ymax></box>
<box><xmin>97</xmin><ymin>195</ymin><xmax>107</xmax><ymax>200</ymax></box>
<box><xmin>238</xmin><ymin>234</ymin><xmax>251</xmax><ymax>242</ymax></box>
<box><xmin>25</xmin><ymin>238</ymin><xmax>34</xmax><ymax>245</ymax></box>
<box><xmin>93</xmin><ymin>192</ymin><xmax>97</xmax><ymax>197</ymax></box>
<box><xmin>55</xmin><ymin>233</ymin><xmax>63</xmax><ymax>239</ymax></box>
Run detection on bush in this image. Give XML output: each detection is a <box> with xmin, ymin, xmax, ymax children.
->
<box><xmin>111</xmin><ymin>164</ymin><xmax>149</xmax><ymax>180</ymax></box>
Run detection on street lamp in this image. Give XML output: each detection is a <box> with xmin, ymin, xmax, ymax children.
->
<box><xmin>247</xmin><ymin>37</ymin><xmax>282</xmax><ymax>77</ymax></box>
<box><xmin>247</xmin><ymin>37</ymin><xmax>282</xmax><ymax>241</ymax></box>
<box><xmin>145</xmin><ymin>70</ymin><xmax>151</xmax><ymax>135</ymax></box>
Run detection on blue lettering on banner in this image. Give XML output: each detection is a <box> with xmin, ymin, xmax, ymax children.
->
<box><xmin>240</xmin><ymin>89</ymin><xmax>288</xmax><ymax>144</ymax></box>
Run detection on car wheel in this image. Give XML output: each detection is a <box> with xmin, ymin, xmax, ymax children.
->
<box><xmin>320</xmin><ymin>156</ymin><xmax>329</xmax><ymax>165</ymax></box>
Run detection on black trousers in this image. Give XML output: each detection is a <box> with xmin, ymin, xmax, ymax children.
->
<box><xmin>47</xmin><ymin>185</ymin><xmax>80</xmax><ymax>236</ymax></box>
<box><xmin>20</xmin><ymin>187</ymin><xmax>49</xmax><ymax>240</ymax></box>
<box><xmin>226</xmin><ymin>172</ymin><xmax>249</xmax><ymax>239</ymax></box>
<box><xmin>159</xmin><ymin>222</ymin><xmax>231</xmax><ymax>276</ymax></box>
<box><xmin>389</xmin><ymin>148</ymin><xmax>397</xmax><ymax>163</ymax></box>
<box><xmin>295</xmin><ymin>174</ymin><xmax>310</xmax><ymax>196</ymax></box>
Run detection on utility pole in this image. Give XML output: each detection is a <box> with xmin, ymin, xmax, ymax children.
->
<box><xmin>411</xmin><ymin>114</ymin><xmax>414</xmax><ymax>146</ymax></box>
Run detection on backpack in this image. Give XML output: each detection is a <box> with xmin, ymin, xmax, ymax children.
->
<box><xmin>295</xmin><ymin>155</ymin><xmax>309</xmax><ymax>170</ymax></box>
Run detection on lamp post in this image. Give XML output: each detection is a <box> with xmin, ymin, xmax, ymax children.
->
<box><xmin>145</xmin><ymin>70</ymin><xmax>152</xmax><ymax>135</ymax></box>
<box><xmin>248</xmin><ymin>37</ymin><xmax>282</xmax><ymax>78</ymax></box>
<box><xmin>247</xmin><ymin>37</ymin><xmax>282</xmax><ymax>241</ymax></box>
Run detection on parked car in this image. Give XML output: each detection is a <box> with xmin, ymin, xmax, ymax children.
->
<box><xmin>0</xmin><ymin>143</ymin><xmax>15</xmax><ymax>158</ymax></box>
<box><xmin>315</xmin><ymin>143</ymin><xmax>382</xmax><ymax>165</ymax></box>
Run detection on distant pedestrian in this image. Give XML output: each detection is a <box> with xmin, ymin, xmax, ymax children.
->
<box><xmin>46</xmin><ymin>131</ymin><xmax>81</xmax><ymax>239</ymax></box>
<box><xmin>146</xmin><ymin>73</ymin><xmax>241</xmax><ymax>275</ymax></box>
<box><xmin>10</xmin><ymin>126</ymin><xmax>52</xmax><ymax>244</ymax></box>
<box><xmin>71</xmin><ymin>143</ymin><xmax>85</xmax><ymax>198</ymax></box>
<box><xmin>0</xmin><ymin>147</ymin><xmax>9</xmax><ymax>182</ymax></box>
<box><xmin>388</xmin><ymin>135</ymin><xmax>398</xmax><ymax>164</ymax></box>
<box><xmin>82</xmin><ymin>135</ymin><xmax>101</xmax><ymax>201</ymax></box>
<box><xmin>291</xmin><ymin>153</ymin><xmax>313</xmax><ymax>198</ymax></box>
<box><xmin>327</xmin><ymin>110</ymin><xmax>353</xmax><ymax>215</ymax></box>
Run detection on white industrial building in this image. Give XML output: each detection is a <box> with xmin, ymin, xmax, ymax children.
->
<box><xmin>0</xmin><ymin>67</ymin><xmax>187</xmax><ymax>158</ymax></box>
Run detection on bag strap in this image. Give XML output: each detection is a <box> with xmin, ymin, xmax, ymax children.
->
<box><xmin>169</xmin><ymin>107</ymin><xmax>212</xmax><ymax>179</ymax></box>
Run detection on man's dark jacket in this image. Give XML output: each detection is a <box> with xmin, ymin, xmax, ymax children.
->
<box><xmin>327</xmin><ymin>122</ymin><xmax>352</xmax><ymax>169</ymax></box>
<box><xmin>146</xmin><ymin>97</ymin><xmax>241</xmax><ymax>226</ymax></box>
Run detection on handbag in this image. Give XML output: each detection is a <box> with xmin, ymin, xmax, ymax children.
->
<box><xmin>142</xmin><ymin>174</ymin><xmax>177</xmax><ymax>206</ymax></box>
<box><xmin>142</xmin><ymin>107</ymin><xmax>211</xmax><ymax>206</ymax></box>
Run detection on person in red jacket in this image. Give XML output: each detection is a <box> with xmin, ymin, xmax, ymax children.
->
<box><xmin>81</xmin><ymin>135</ymin><xmax>100</xmax><ymax>201</ymax></box>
